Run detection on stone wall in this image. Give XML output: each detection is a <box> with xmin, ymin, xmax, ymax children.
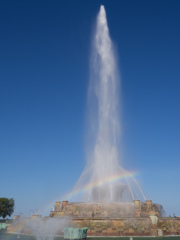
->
<box><xmin>50</xmin><ymin>201</ymin><xmax>165</xmax><ymax>218</ymax></box>
<box><xmin>158</xmin><ymin>217</ymin><xmax>180</xmax><ymax>235</ymax></box>
<box><xmin>67</xmin><ymin>216</ymin><xmax>180</xmax><ymax>236</ymax></box>
<box><xmin>7</xmin><ymin>201</ymin><xmax>179</xmax><ymax>236</ymax></box>
<box><xmin>7</xmin><ymin>216</ymin><xmax>180</xmax><ymax>236</ymax></box>
<box><xmin>68</xmin><ymin>217</ymin><xmax>152</xmax><ymax>236</ymax></box>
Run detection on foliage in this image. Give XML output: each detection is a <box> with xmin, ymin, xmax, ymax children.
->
<box><xmin>0</xmin><ymin>198</ymin><xmax>14</xmax><ymax>219</ymax></box>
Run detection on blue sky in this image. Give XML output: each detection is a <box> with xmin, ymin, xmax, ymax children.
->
<box><xmin>0</xmin><ymin>0</ymin><xmax>180</xmax><ymax>217</ymax></box>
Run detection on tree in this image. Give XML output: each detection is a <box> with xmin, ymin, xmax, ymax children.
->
<box><xmin>0</xmin><ymin>198</ymin><xmax>14</xmax><ymax>219</ymax></box>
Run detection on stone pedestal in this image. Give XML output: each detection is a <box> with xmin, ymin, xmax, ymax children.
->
<box><xmin>146</xmin><ymin>200</ymin><xmax>152</xmax><ymax>211</ymax></box>
<box><xmin>149</xmin><ymin>214</ymin><xmax>158</xmax><ymax>226</ymax></box>
<box><xmin>55</xmin><ymin>201</ymin><xmax>61</xmax><ymax>211</ymax></box>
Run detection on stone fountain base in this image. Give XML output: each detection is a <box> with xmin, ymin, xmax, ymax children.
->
<box><xmin>7</xmin><ymin>200</ymin><xmax>180</xmax><ymax>237</ymax></box>
<box><xmin>48</xmin><ymin>200</ymin><xmax>180</xmax><ymax>236</ymax></box>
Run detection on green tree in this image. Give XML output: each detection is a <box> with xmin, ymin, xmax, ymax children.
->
<box><xmin>0</xmin><ymin>198</ymin><xmax>15</xmax><ymax>219</ymax></box>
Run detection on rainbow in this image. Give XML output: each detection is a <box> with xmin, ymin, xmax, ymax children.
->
<box><xmin>67</xmin><ymin>171</ymin><xmax>138</xmax><ymax>200</ymax></box>
<box><xmin>26</xmin><ymin>171</ymin><xmax>138</xmax><ymax>217</ymax></box>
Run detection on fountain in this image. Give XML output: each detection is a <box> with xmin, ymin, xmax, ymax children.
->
<box><xmin>7</xmin><ymin>5</ymin><xmax>180</xmax><ymax>237</ymax></box>
<box><xmin>70</xmin><ymin>5</ymin><xmax>146</xmax><ymax>203</ymax></box>
<box><xmin>49</xmin><ymin>6</ymin><xmax>169</xmax><ymax>236</ymax></box>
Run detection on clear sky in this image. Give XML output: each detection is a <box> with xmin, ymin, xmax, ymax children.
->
<box><xmin>0</xmin><ymin>0</ymin><xmax>180</xmax><ymax>217</ymax></box>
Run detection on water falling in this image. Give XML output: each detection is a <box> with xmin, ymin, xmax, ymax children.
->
<box><xmin>70</xmin><ymin>5</ymin><xmax>146</xmax><ymax>202</ymax></box>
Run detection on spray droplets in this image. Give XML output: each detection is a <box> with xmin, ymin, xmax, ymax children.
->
<box><xmin>70</xmin><ymin>6</ymin><xmax>146</xmax><ymax>202</ymax></box>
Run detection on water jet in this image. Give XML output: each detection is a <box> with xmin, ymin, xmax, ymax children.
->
<box><xmin>69</xmin><ymin>5</ymin><xmax>145</xmax><ymax>203</ymax></box>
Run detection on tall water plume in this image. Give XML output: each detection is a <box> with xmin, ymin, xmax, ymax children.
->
<box><xmin>70</xmin><ymin>5</ymin><xmax>146</xmax><ymax>202</ymax></box>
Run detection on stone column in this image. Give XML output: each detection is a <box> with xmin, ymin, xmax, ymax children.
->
<box><xmin>62</xmin><ymin>200</ymin><xmax>68</xmax><ymax>209</ymax></box>
<box><xmin>146</xmin><ymin>200</ymin><xmax>152</xmax><ymax>211</ymax></box>
<box><xmin>55</xmin><ymin>201</ymin><xmax>61</xmax><ymax>211</ymax></box>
